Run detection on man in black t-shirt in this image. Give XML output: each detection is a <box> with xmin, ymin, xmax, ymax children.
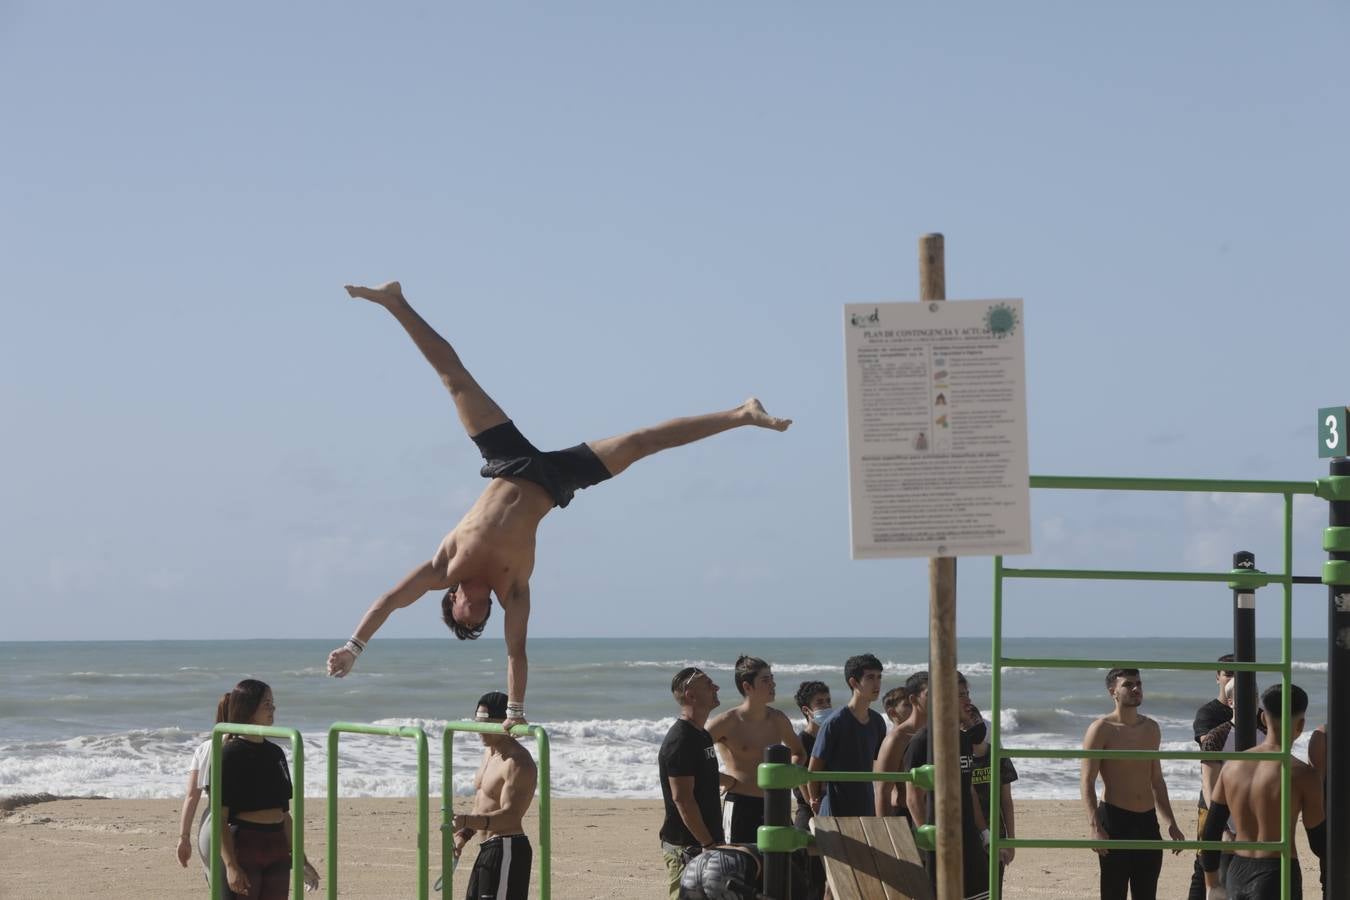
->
<box><xmin>658</xmin><ymin>666</ymin><xmax>728</xmax><ymax>900</ymax></box>
<box><xmin>1187</xmin><ymin>654</ymin><xmax>1235</xmax><ymax>900</ymax></box>
<box><xmin>966</xmin><ymin>701</ymin><xmax>1017</xmax><ymax>895</ymax></box>
<box><xmin>904</xmin><ymin>672</ymin><xmax>991</xmax><ymax>900</ymax></box>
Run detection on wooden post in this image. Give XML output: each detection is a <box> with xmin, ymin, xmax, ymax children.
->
<box><xmin>920</xmin><ymin>233</ymin><xmax>963</xmax><ymax>900</ymax></box>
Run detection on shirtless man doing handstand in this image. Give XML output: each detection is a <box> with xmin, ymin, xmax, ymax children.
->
<box><xmin>326</xmin><ymin>282</ymin><xmax>791</xmax><ymax>728</ymax></box>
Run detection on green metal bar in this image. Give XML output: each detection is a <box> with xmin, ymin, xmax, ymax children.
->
<box><xmin>1000</xmin><ymin>748</ymin><xmax>1286</xmax><ymax>762</ymax></box>
<box><xmin>441</xmin><ymin>721</ymin><xmax>551</xmax><ymax>900</ymax></box>
<box><xmin>1281</xmin><ymin>492</ymin><xmax>1294</xmax><ymax>900</ymax></box>
<box><xmin>990</xmin><ymin>555</ymin><xmax>1004</xmax><ymax>900</ymax></box>
<box><xmin>999</xmin><ymin>657</ymin><xmax>1284</xmax><ymax>673</ymax></box>
<box><xmin>327</xmin><ymin>723</ymin><xmax>429</xmax><ymax>900</ymax></box>
<box><xmin>1003</xmin><ymin>838</ymin><xmax>1283</xmax><ymax>852</ymax></box>
<box><xmin>210</xmin><ymin>724</ymin><xmax>305</xmax><ymax>900</ymax></box>
<box><xmin>1002</xmin><ymin>567</ymin><xmax>1285</xmax><ymax>587</ymax></box>
<box><xmin>1029</xmin><ymin>475</ymin><xmax>1317</xmax><ymax>494</ymax></box>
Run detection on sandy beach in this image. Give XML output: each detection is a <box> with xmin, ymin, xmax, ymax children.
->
<box><xmin>0</xmin><ymin>796</ymin><xmax>1323</xmax><ymax>898</ymax></box>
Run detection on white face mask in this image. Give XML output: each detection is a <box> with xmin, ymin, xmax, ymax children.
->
<box><xmin>812</xmin><ymin>708</ymin><xmax>833</xmax><ymax>726</ymax></box>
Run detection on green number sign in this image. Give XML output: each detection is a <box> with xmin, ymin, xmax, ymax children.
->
<box><xmin>1319</xmin><ymin>406</ymin><xmax>1349</xmax><ymax>458</ymax></box>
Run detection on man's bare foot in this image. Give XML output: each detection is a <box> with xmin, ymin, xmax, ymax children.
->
<box><xmin>343</xmin><ymin>281</ymin><xmax>405</xmax><ymax>306</ymax></box>
<box><xmin>740</xmin><ymin>397</ymin><xmax>792</xmax><ymax>431</ymax></box>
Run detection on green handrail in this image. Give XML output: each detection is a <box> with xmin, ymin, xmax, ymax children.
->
<box><xmin>327</xmin><ymin>722</ymin><xmax>429</xmax><ymax>899</ymax></box>
<box><xmin>756</xmin><ymin>763</ymin><xmax>938</xmax><ymax>853</ymax></box>
<box><xmin>441</xmin><ymin>722</ymin><xmax>551</xmax><ymax>900</ymax></box>
<box><xmin>209</xmin><ymin>723</ymin><xmax>306</xmax><ymax>900</ymax></box>
<box><xmin>987</xmin><ymin>479</ymin><xmax>1303</xmax><ymax>900</ymax></box>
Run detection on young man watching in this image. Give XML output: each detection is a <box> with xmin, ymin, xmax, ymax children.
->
<box><xmin>1081</xmin><ymin>668</ymin><xmax>1186</xmax><ymax>900</ymax></box>
<box><xmin>658</xmin><ymin>667</ymin><xmax>729</xmax><ymax>900</ymax></box>
<box><xmin>1201</xmin><ymin>684</ymin><xmax>1325</xmax><ymax>900</ymax></box>
<box><xmin>450</xmin><ymin>692</ymin><xmax>538</xmax><ymax>900</ymax></box>
<box><xmin>1188</xmin><ymin>655</ymin><xmax>1237</xmax><ymax>900</ymax></box>
<box><xmin>794</xmin><ymin>680</ymin><xmax>832</xmax><ymax>900</ymax></box>
<box><xmin>707</xmin><ymin>655</ymin><xmax>806</xmax><ymax>843</ymax></box>
<box><xmin>965</xmin><ymin>695</ymin><xmax>1017</xmax><ymax>893</ymax></box>
<box><xmin>903</xmin><ymin>671</ymin><xmax>994</xmax><ymax>899</ymax></box>
<box><xmin>806</xmin><ymin>654</ymin><xmax>885</xmax><ymax>817</ymax></box>
<box><xmin>883</xmin><ymin>685</ymin><xmax>912</xmax><ymax>728</ymax></box>
<box><xmin>876</xmin><ymin>671</ymin><xmax>929</xmax><ymax>819</ymax></box>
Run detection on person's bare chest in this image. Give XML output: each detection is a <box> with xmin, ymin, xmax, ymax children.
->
<box><xmin>720</xmin><ymin>717</ymin><xmax>780</xmax><ymax>762</ymax></box>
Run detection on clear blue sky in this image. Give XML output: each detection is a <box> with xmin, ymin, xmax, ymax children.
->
<box><xmin>2</xmin><ymin>4</ymin><xmax>1346</xmax><ymax>640</ymax></box>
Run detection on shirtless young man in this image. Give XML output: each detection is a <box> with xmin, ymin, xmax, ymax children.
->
<box><xmin>1200</xmin><ymin>684</ymin><xmax>1325</xmax><ymax>900</ymax></box>
<box><xmin>325</xmin><ymin>282</ymin><xmax>791</xmax><ymax>728</ymax></box>
<box><xmin>449</xmin><ymin>692</ymin><xmax>538</xmax><ymax>900</ymax></box>
<box><xmin>706</xmin><ymin>656</ymin><xmax>805</xmax><ymax>843</ymax></box>
<box><xmin>878</xmin><ymin>670</ymin><xmax>928</xmax><ymax>819</ymax></box>
<box><xmin>1081</xmin><ymin>668</ymin><xmax>1186</xmax><ymax>900</ymax></box>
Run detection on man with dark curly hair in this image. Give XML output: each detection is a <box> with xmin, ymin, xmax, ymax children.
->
<box><xmin>326</xmin><ymin>281</ymin><xmax>791</xmax><ymax>730</ymax></box>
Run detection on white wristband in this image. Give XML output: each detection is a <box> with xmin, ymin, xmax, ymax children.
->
<box><xmin>980</xmin><ymin>828</ymin><xmax>992</xmax><ymax>847</ymax></box>
<box><xmin>506</xmin><ymin>702</ymin><xmax>525</xmax><ymax>719</ymax></box>
<box><xmin>344</xmin><ymin>638</ymin><xmax>364</xmax><ymax>657</ymax></box>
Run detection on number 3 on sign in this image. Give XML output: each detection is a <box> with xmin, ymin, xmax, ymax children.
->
<box><xmin>1319</xmin><ymin>406</ymin><xmax>1349</xmax><ymax>458</ymax></box>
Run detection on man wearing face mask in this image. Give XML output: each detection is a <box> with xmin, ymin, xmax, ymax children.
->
<box><xmin>793</xmin><ymin>681</ymin><xmax>832</xmax><ymax>900</ymax></box>
<box><xmin>792</xmin><ymin>681</ymin><xmax>832</xmax><ymax>831</ymax></box>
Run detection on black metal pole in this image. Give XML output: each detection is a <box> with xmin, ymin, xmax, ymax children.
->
<box><xmin>1327</xmin><ymin>457</ymin><xmax>1350</xmax><ymax>900</ymax></box>
<box><xmin>1233</xmin><ymin>550</ymin><xmax>1258</xmax><ymax>750</ymax></box>
<box><xmin>763</xmin><ymin>743</ymin><xmax>792</xmax><ymax>900</ymax></box>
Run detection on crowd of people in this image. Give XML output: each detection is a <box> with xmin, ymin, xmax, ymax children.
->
<box><xmin>658</xmin><ymin>654</ymin><xmax>1329</xmax><ymax>900</ymax></box>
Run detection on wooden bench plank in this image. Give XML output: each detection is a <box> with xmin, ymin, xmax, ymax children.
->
<box><xmin>814</xmin><ymin>817</ymin><xmax>866</xmax><ymax>900</ymax></box>
<box><xmin>814</xmin><ymin>816</ymin><xmax>933</xmax><ymax>900</ymax></box>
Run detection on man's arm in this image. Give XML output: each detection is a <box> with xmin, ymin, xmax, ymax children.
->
<box><xmin>873</xmin><ymin>731</ymin><xmax>905</xmax><ymax>816</ymax></box>
<box><xmin>806</xmin><ymin>756</ymin><xmax>825</xmax><ymax>811</ymax></box>
<box><xmin>502</xmin><ymin>582</ymin><xmax>530</xmax><ymax>729</ymax></box>
<box><xmin>669</xmin><ymin>776</ymin><xmax>716</xmax><ymax>847</ymax></box>
<box><xmin>327</xmin><ymin>561</ymin><xmax>452</xmax><ymax>677</ymax></box>
<box><xmin>775</xmin><ymin>711</ymin><xmax>807</xmax><ymax>765</ymax></box>
<box><xmin>998</xmin><ymin>782</ymin><xmax>1016</xmax><ymax>865</ymax></box>
<box><xmin>1080</xmin><ymin>719</ymin><xmax>1109</xmax><ymax>855</ymax></box>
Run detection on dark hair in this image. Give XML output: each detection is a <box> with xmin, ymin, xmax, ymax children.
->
<box><xmin>844</xmin><ymin>653</ymin><xmax>883</xmax><ymax>688</ymax></box>
<box><xmin>476</xmin><ymin>691</ymin><xmax>508</xmax><ymax>720</ymax></box>
<box><xmin>224</xmin><ymin>679</ymin><xmax>271</xmax><ymax>727</ymax></box>
<box><xmin>882</xmin><ymin>686</ymin><xmax>909</xmax><ymax>713</ymax></box>
<box><xmin>905</xmin><ymin>671</ymin><xmax>929</xmax><ymax>695</ymax></box>
<box><xmin>1217</xmin><ymin>653</ymin><xmax>1236</xmax><ymax>677</ymax></box>
<box><xmin>1261</xmin><ymin>683</ymin><xmax>1308</xmax><ymax>720</ymax></box>
<box><xmin>1106</xmin><ymin>667</ymin><xmax>1140</xmax><ymax>689</ymax></box>
<box><xmin>795</xmin><ymin>680</ymin><xmax>830</xmax><ymax>710</ymax></box>
<box><xmin>956</xmin><ymin>671</ymin><xmax>969</xmax><ymax>686</ymax></box>
<box><xmin>441</xmin><ymin>587</ymin><xmax>490</xmax><ymax>641</ymax></box>
<box><xmin>734</xmin><ymin>655</ymin><xmax>770</xmax><ymax>696</ymax></box>
<box><xmin>671</xmin><ymin>666</ymin><xmax>704</xmax><ymax>696</ymax></box>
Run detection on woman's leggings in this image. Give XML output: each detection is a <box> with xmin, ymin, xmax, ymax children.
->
<box><xmin>228</xmin><ymin>821</ymin><xmax>292</xmax><ymax>899</ymax></box>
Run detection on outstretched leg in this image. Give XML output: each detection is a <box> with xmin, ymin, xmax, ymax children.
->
<box><xmin>587</xmin><ymin>398</ymin><xmax>790</xmax><ymax>477</ymax></box>
<box><xmin>345</xmin><ymin>281</ymin><xmax>508</xmax><ymax>437</ymax></box>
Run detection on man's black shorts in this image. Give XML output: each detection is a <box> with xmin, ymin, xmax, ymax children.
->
<box><xmin>471</xmin><ymin>420</ymin><xmax>612</xmax><ymax>509</ymax></box>
<box><xmin>466</xmin><ymin>834</ymin><xmax>532</xmax><ymax>900</ymax></box>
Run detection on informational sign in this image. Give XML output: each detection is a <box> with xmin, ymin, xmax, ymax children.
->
<box><xmin>1319</xmin><ymin>406</ymin><xmax>1348</xmax><ymax>459</ymax></box>
<box><xmin>843</xmin><ymin>299</ymin><xmax>1031</xmax><ymax>559</ymax></box>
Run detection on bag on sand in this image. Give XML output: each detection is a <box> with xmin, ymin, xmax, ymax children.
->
<box><xmin>678</xmin><ymin>846</ymin><xmax>762</xmax><ymax>900</ymax></box>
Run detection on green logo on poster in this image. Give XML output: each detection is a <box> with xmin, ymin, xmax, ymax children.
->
<box><xmin>985</xmin><ymin>303</ymin><xmax>1018</xmax><ymax>338</ymax></box>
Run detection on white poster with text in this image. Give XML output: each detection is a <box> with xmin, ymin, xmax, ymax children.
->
<box><xmin>844</xmin><ymin>299</ymin><xmax>1031</xmax><ymax>559</ymax></box>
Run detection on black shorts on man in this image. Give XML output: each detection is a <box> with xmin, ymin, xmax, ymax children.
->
<box><xmin>466</xmin><ymin>834</ymin><xmax>532</xmax><ymax>900</ymax></box>
<box><xmin>1096</xmin><ymin>802</ymin><xmax>1163</xmax><ymax>900</ymax></box>
<box><xmin>1223</xmin><ymin>855</ymin><xmax>1301</xmax><ymax>900</ymax></box>
<box><xmin>721</xmin><ymin>792</ymin><xmax>764</xmax><ymax>845</ymax></box>
<box><xmin>471</xmin><ymin>420</ymin><xmax>612</xmax><ymax>509</ymax></box>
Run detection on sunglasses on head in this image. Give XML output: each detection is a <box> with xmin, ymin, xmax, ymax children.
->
<box><xmin>678</xmin><ymin>669</ymin><xmax>707</xmax><ymax>693</ymax></box>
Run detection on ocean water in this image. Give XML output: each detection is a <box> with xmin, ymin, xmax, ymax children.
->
<box><xmin>0</xmin><ymin>638</ymin><xmax>1329</xmax><ymax>802</ymax></box>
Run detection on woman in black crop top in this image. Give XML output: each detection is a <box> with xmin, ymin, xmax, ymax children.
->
<box><xmin>217</xmin><ymin>679</ymin><xmax>319</xmax><ymax>898</ymax></box>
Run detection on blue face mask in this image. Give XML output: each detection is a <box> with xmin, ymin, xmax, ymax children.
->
<box><xmin>812</xmin><ymin>708</ymin><xmax>833</xmax><ymax>726</ymax></box>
